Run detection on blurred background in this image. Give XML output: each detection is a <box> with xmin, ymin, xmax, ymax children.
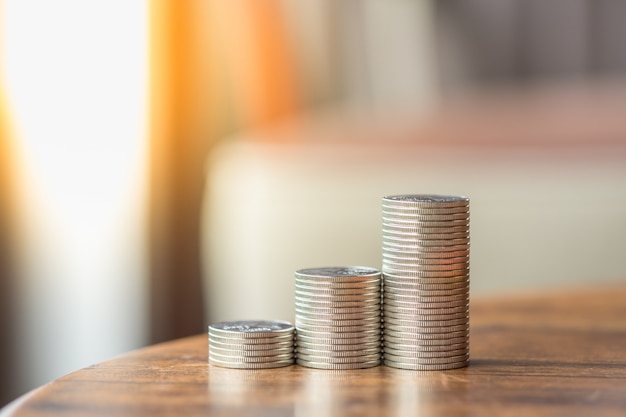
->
<box><xmin>2</xmin><ymin>0</ymin><xmax>626</xmax><ymax>406</ymax></box>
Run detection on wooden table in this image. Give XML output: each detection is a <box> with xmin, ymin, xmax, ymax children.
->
<box><xmin>3</xmin><ymin>286</ymin><xmax>626</xmax><ymax>416</ymax></box>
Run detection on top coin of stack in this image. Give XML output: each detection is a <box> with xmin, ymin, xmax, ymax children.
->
<box><xmin>208</xmin><ymin>320</ymin><xmax>295</xmax><ymax>369</ymax></box>
<box><xmin>381</xmin><ymin>194</ymin><xmax>470</xmax><ymax>370</ymax></box>
<box><xmin>295</xmin><ymin>267</ymin><xmax>382</xmax><ymax>370</ymax></box>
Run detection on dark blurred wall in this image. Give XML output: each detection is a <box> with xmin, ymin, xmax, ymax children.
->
<box><xmin>0</xmin><ymin>86</ymin><xmax>18</xmax><ymax>406</ymax></box>
<box><xmin>435</xmin><ymin>0</ymin><xmax>626</xmax><ymax>92</ymax></box>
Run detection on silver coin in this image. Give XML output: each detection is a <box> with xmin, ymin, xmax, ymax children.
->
<box><xmin>295</xmin><ymin>276</ymin><xmax>381</xmax><ymax>284</ymax></box>
<box><xmin>383</xmin><ymin>233</ymin><xmax>469</xmax><ymax>242</ymax></box>
<box><xmin>382</xmin><ymin>324</ymin><xmax>469</xmax><ymax>336</ymax></box>
<box><xmin>382</xmin><ymin>217</ymin><xmax>469</xmax><ymax>227</ymax></box>
<box><xmin>383</xmin><ymin>195</ymin><xmax>469</xmax><ymax>205</ymax></box>
<box><xmin>383</xmin><ymin>278</ymin><xmax>469</xmax><ymax>288</ymax></box>
<box><xmin>382</xmin><ymin>240</ymin><xmax>470</xmax><ymax>252</ymax></box>
<box><xmin>296</xmin><ymin>352</ymin><xmax>381</xmax><ymax>364</ymax></box>
<box><xmin>383</xmin><ymin>290</ymin><xmax>469</xmax><ymax>308</ymax></box>
<box><xmin>383</xmin><ymin>231</ymin><xmax>469</xmax><ymax>241</ymax></box>
<box><xmin>382</xmin><ymin>341</ymin><xmax>468</xmax><ymax>352</ymax></box>
<box><xmin>295</xmin><ymin>290</ymin><xmax>381</xmax><ymax>302</ymax></box>
<box><xmin>382</xmin><ymin>288</ymin><xmax>468</xmax><ymax>300</ymax></box>
<box><xmin>383</xmin><ymin>358</ymin><xmax>468</xmax><ymax>370</ymax></box>
<box><xmin>383</xmin><ymin>328</ymin><xmax>469</xmax><ymax>340</ymax></box>
<box><xmin>296</xmin><ymin>312</ymin><xmax>382</xmax><ymax>328</ymax></box>
<box><xmin>296</xmin><ymin>339</ymin><xmax>382</xmax><ymax>351</ymax></box>
<box><xmin>295</xmin><ymin>290</ymin><xmax>381</xmax><ymax>305</ymax></box>
<box><xmin>383</xmin><ymin>194</ymin><xmax>469</xmax><ymax>206</ymax></box>
<box><xmin>297</xmin><ymin>358</ymin><xmax>380</xmax><ymax>370</ymax></box>
<box><xmin>209</xmin><ymin>351</ymin><xmax>294</xmax><ymax>363</ymax></box>
<box><xmin>296</xmin><ymin>322</ymin><xmax>382</xmax><ymax>334</ymax></box>
<box><xmin>383</xmin><ymin>224</ymin><xmax>470</xmax><ymax>234</ymax></box>
<box><xmin>383</xmin><ymin>279</ymin><xmax>469</xmax><ymax>290</ymax></box>
<box><xmin>383</xmin><ymin>334</ymin><xmax>468</xmax><ymax>346</ymax></box>
<box><xmin>383</xmin><ymin>237</ymin><xmax>470</xmax><ymax>247</ymax></box>
<box><xmin>383</xmin><ymin>346</ymin><xmax>468</xmax><ymax>358</ymax></box>
<box><xmin>383</xmin><ymin>212</ymin><xmax>469</xmax><ymax>222</ymax></box>
<box><xmin>383</xmin><ymin>297</ymin><xmax>469</xmax><ymax>308</ymax></box>
<box><xmin>382</xmin><ymin>224</ymin><xmax>470</xmax><ymax>236</ymax></box>
<box><xmin>383</xmin><ymin>316</ymin><xmax>468</xmax><ymax>328</ymax></box>
<box><xmin>383</xmin><ymin>323</ymin><xmax>469</xmax><ymax>334</ymax></box>
<box><xmin>383</xmin><ymin>253</ymin><xmax>470</xmax><ymax>264</ymax></box>
<box><xmin>382</xmin><ymin>206</ymin><xmax>468</xmax><ymax>214</ymax></box>
<box><xmin>295</xmin><ymin>296</ymin><xmax>381</xmax><ymax>306</ymax></box>
<box><xmin>381</xmin><ymin>204</ymin><xmax>469</xmax><ymax>214</ymax></box>
<box><xmin>209</xmin><ymin>348</ymin><xmax>294</xmax><ymax>361</ymax></box>
<box><xmin>382</xmin><ymin>210</ymin><xmax>469</xmax><ymax>219</ymax></box>
<box><xmin>382</xmin><ymin>222</ymin><xmax>469</xmax><ymax>233</ymax></box>
<box><xmin>296</xmin><ymin>310</ymin><xmax>381</xmax><ymax>321</ymax></box>
<box><xmin>383</xmin><ymin>351</ymin><xmax>469</xmax><ymax>364</ymax></box>
<box><xmin>382</xmin><ymin>262</ymin><xmax>469</xmax><ymax>273</ymax></box>
<box><xmin>296</xmin><ymin>327</ymin><xmax>381</xmax><ymax>339</ymax></box>
<box><xmin>383</xmin><ymin>294</ymin><xmax>468</xmax><ymax>306</ymax></box>
<box><xmin>295</xmin><ymin>315</ymin><xmax>381</xmax><ymax>327</ymax></box>
<box><xmin>383</xmin><ymin>292</ymin><xmax>468</xmax><ymax>303</ymax></box>
<box><xmin>382</xmin><ymin>290</ymin><xmax>468</xmax><ymax>302</ymax></box>
<box><xmin>209</xmin><ymin>357</ymin><xmax>294</xmax><ymax>369</ymax></box>
<box><xmin>382</xmin><ymin>227</ymin><xmax>470</xmax><ymax>238</ymax></box>
<box><xmin>295</xmin><ymin>306</ymin><xmax>381</xmax><ymax>318</ymax></box>
<box><xmin>209</xmin><ymin>320</ymin><xmax>294</xmax><ymax>338</ymax></box>
<box><xmin>383</xmin><ymin>273</ymin><xmax>468</xmax><ymax>283</ymax></box>
<box><xmin>382</xmin><ymin>287</ymin><xmax>468</xmax><ymax>298</ymax></box>
<box><xmin>383</xmin><ymin>246</ymin><xmax>469</xmax><ymax>256</ymax></box>
<box><xmin>295</xmin><ymin>284</ymin><xmax>381</xmax><ymax>295</ymax></box>
<box><xmin>296</xmin><ymin>333</ymin><xmax>381</xmax><ymax>345</ymax></box>
<box><xmin>208</xmin><ymin>339</ymin><xmax>295</xmax><ymax>352</ymax></box>
<box><xmin>208</xmin><ymin>332</ymin><xmax>295</xmax><ymax>345</ymax></box>
<box><xmin>383</xmin><ymin>274</ymin><xmax>470</xmax><ymax>284</ymax></box>
<box><xmin>382</xmin><ymin>267</ymin><xmax>469</xmax><ymax>277</ymax></box>
<box><xmin>382</xmin><ymin>302</ymin><xmax>469</xmax><ymax>312</ymax></box>
<box><xmin>382</xmin><ymin>242</ymin><xmax>469</xmax><ymax>259</ymax></box>
<box><xmin>296</xmin><ymin>345</ymin><xmax>381</xmax><ymax>357</ymax></box>
<box><xmin>382</xmin><ymin>305</ymin><xmax>468</xmax><ymax>317</ymax></box>
<box><xmin>295</xmin><ymin>276</ymin><xmax>380</xmax><ymax>291</ymax></box>
<box><xmin>383</xmin><ymin>278</ymin><xmax>469</xmax><ymax>290</ymax></box>
<box><xmin>209</xmin><ymin>344</ymin><xmax>294</xmax><ymax>357</ymax></box>
<box><xmin>383</xmin><ymin>253</ymin><xmax>469</xmax><ymax>264</ymax></box>
<box><xmin>296</xmin><ymin>323</ymin><xmax>382</xmax><ymax>334</ymax></box>
<box><xmin>296</xmin><ymin>266</ymin><xmax>381</xmax><ymax>279</ymax></box>
<box><xmin>295</xmin><ymin>300</ymin><xmax>382</xmax><ymax>310</ymax></box>
<box><xmin>383</xmin><ymin>201</ymin><xmax>468</xmax><ymax>209</ymax></box>
<box><xmin>295</xmin><ymin>302</ymin><xmax>381</xmax><ymax>312</ymax></box>
<box><xmin>383</xmin><ymin>258</ymin><xmax>469</xmax><ymax>271</ymax></box>
<box><xmin>296</xmin><ymin>338</ymin><xmax>382</xmax><ymax>348</ymax></box>
<box><xmin>382</xmin><ymin>305</ymin><xmax>469</xmax><ymax>318</ymax></box>
<box><xmin>383</xmin><ymin>311</ymin><xmax>469</xmax><ymax>323</ymax></box>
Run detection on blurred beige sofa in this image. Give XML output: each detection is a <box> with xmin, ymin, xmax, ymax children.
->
<box><xmin>202</xmin><ymin>83</ymin><xmax>626</xmax><ymax>323</ymax></box>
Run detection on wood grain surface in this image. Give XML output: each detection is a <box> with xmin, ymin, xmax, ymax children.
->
<box><xmin>3</xmin><ymin>286</ymin><xmax>626</xmax><ymax>417</ymax></box>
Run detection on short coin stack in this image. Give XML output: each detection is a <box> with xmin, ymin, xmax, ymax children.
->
<box><xmin>295</xmin><ymin>267</ymin><xmax>382</xmax><ymax>369</ymax></box>
<box><xmin>381</xmin><ymin>194</ymin><xmax>470</xmax><ymax>370</ymax></box>
<box><xmin>208</xmin><ymin>320</ymin><xmax>295</xmax><ymax>369</ymax></box>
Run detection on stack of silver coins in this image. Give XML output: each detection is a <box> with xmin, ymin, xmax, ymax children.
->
<box><xmin>381</xmin><ymin>194</ymin><xmax>470</xmax><ymax>370</ymax></box>
<box><xmin>208</xmin><ymin>320</ymin><xmax>295</xmax><ymax>369</ymax></box>
<box><xmin>295</xmin><ymin>267</ymin><xmax>382</xmax><ymax>369</ymax></box>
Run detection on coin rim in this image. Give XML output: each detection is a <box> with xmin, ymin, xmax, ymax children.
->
<box><xmin>296</xmin><ymin>359</ymin><xmax>380</xmax><ymax>370</ymax></box>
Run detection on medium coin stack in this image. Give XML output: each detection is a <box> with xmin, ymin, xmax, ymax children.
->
<box><xmin>208</xmin><ymin>320</ymin><xmax>295</xmax><ymax>369</ymax></box>
<box><xmin>381</xmin><ymin>194</ymin><xmax>470</xmax><ymax>370</ymax></box>
<box><xmin>295</xmin><ymin>267</ymin><xmax>382</xmax><ymax>369</ymax></box>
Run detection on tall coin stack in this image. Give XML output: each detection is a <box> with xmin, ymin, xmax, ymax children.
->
<box><xmin>208</xmin><ymin>320</ymin><xmax>295</xmax><ymax>369</ymax></box>
<box><xmin>295</xmin><ymin>267</ymin><xmax>382</xmax><ymax>369</ymax></box>
<box><xmin>381</xmin><ymin>194</ymin><xmax>470</xmax><ymax>370</ymax></box>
